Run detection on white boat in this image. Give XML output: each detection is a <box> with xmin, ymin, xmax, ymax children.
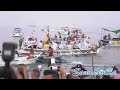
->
<box><xmin>100</xmin><ymin>28</ymin><xmax>120</xmax><ymax>47</ymax></box>
<box><xmin>58</xmin><ymin>27</ymin><xmax>69</xmax><ymax>35</ymax></box>
<box><xmin>12</xmin><ymin>28</ymin><xmax>23</xmax><ymax>37</ymax></box>
<box><xmin>0</xmin><ymin>53</ymin><xmax>42</xmax><ymax>66</ymax></box>
<box><xmin>11</xmin><ymin>56</ymin><xmax>36</xmax><ymax>65</ymax></box>
<box><xmin>19</xmin><ymin>48</ymin><xmax>48</xmax><ymax>56</ymax></box>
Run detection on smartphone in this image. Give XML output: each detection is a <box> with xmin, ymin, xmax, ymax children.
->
<box><xmin>51</xmin><ymin>58</ymin><xmax>55</xmax><ymax>64</ymax></box>
<box><xmin>51</xmin><ymin>66</ymin><xmax>58</xmax><ymax>70</ymax></box>
<box><xmin>38</xmin><ymin>65</ymin><xmax>41</xmax><ymax>69</ymax></box>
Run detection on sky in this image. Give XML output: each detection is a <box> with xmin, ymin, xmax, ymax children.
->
<box><xmin>0</xmin><ymin>11</ymin><xmax>120</xmax><ymax>49</ymax></box>
<box><xmin>0</xmin><ymin>11</ymin><xmax>120</xmax><ymax>29</ymax></box>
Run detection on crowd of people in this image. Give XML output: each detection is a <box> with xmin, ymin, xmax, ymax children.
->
<box><xmin>21</xmin><ymin>28</ymin><xmax>98</xmax><ymax>52</ymax></box>
<box><xmin>0</xmin><ymin>62</ymin><xmax>120</xmax><ymax>79</ymax></box>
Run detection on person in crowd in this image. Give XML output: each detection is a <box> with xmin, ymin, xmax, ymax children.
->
<box><xmin>81</xmin><ymin>34</ymin><xmax>85</xmax><ymax>38</ymax></box>
<box><xmin>102</xmin><ymin>75</ymin><xmax>112</xmax><ymax>79</ymax></box>
<box><xmin>65</xmin><ymin>43</ymin><xmax>71</xmax><ymax>50</ymax></box>
<box><xmin>76</xmin><ymin>41</ymin><xmax>80</xmax><ymax>49</ymax></box>
<box><xmin>57</xmin><ymin>66</ymin><xmax>66</xmax><ymax>79</ymax></box>
<box><xmin>31</xmin><ymin>68</ymin><xmax>41</xmax><ymax>79</ymax></box>
<box><xmin>43</xmin><ymin>70</ymin><xmax>59</xmax><ymax>79</ymax></box>
<box><xmin>38</xmin><ymin>40</ymin><xmax>43</xmax><ymax>49</ymax></box>
<box><xmin>27</xmin><ymin>46</ymin><xmax>34</xmax><ymax>59</ymax></box>
<box><xmin>48</xmin><ymin>46</ymin><xmax>54</xmax><ymax>57</ymax></box>
<box><xmin>107</xmin><ymin>33</ymin><xmax>111</xmax><ymax>40</ymax></box>
<box><xmin>103</xmin><ymin>35</ymin><xmax>107</xmax><ymax>40</ymax></box>
<box><xmin>54</xmin><ymin>34</ymin><xmax>57</xmax><ymax>39</ymax></box>
<box><xmin>58</xmin><ymin>43</ymin><xmax>64</xmax><ymax>49</ymax></box>
<box><xmin>51</xmin><ymin>41</ymin><xmax>58</xmax><ymax>51</ymax></box>
<box><xmin>112</xmin><ymin>66</ymin><xmax>120</xmax><ymax>79</ymax></box>
<box><xmin>68</xmin><ymin>31</ymin><xmax>70</xmax><ymax>36</ymax></box>
<box><xmin>54</xmin><ymin>34</ymin><xmax>57</xmax><ymax>42</ymax></box>
<box><xmin>66</xmin><ymin>74</ymin><xmax>79</xmax><ymax>79</ymax></box>
<box><xmin>73</xmin><ymin>42</ymin><xmax>78</xmax><ymax>49</ymax></box>
<box><xmin>14</xmin><ymin>64</ymin><xmax>29</xmax><ymax>79</ymax></box>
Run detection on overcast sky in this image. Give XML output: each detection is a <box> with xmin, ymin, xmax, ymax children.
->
<box><xmin>0</xmin><ymin>11</ymin><xmax>120</xmax><ymax>48</ymax></box>
<box><xmin>0</xmin><ymin>11</ymin><xmax>120</xmax><ymax>28</ymax></box>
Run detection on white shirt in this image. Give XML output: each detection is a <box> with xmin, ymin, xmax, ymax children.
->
<box><xmin>77</xmin><ymin>43</ymin><xmax>82</xmax><ymax>49</ymax></box>
<box><xmin>66</xmin><ymin>44</ymin><xmax>72</xmax><ymax>49</ymax></box>
<box><xmin>38</xmin><ymin>42</ymin><xmax>43</xmax><ymax>48</ymax></box>
<box><xmin>52</xmin><ymin>42</ymin><xmax>58</xmax><ymax>51</ymax></box>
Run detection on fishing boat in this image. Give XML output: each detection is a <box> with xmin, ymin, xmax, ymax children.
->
<box><xmin>100</xmin><ymin>28</ymin><xmax>120</xmax><ymax>47</ymax></box>
<box><xmin>12</xmin><ymin>28</ymin><xmax>23</xmax><ymax>37</ymax></box>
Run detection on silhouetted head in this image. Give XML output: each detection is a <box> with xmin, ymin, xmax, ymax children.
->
<box><xmin>43</xmin><ymin>70</ymin><xmax>59</xmax><ymax>79</ymax></box>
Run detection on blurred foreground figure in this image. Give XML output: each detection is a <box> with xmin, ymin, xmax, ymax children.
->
<box><xmin>14</xmin><ymin>64</ymin><xmax>29</xmax><ymax>79</ymax></box>
<box><xmin>43</xmin><ymin>70</ymin><xmax>59</xmax><ymax>79</ymax></box>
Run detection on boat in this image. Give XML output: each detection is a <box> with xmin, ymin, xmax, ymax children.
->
<box><xmin>11</xmin><ymin>56</ymin><xmax>36</xmax><ymax>65</ymax></box>
<box><xmin>54</xmin><ymin>47</ymin><xmax>102</xmax><ymax>56</ymax></box>
<box><xmin>100</xmin><ymin>28</ymin><xmax>120</xmax><ymax>47</ymax></box>
<box><xmin>58</xmin><ymin>27</ymin><xmax>69</xmax><ymax>35</ymax></box>
<box><xmin>12</xmin><ymin>28</ymin><xmax>23</xmax><ymax>37</ymax></box>
<box><xmin>19</xmin><ymin>46</ymin><xmax>102</xmax><ymax>57</ymax></box>
<box><xmin>0</xmin><ymin>52</ymin><xmax>42</xmax><ymax>66</ymax></box>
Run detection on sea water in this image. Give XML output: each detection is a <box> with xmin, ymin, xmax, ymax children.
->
<box><xmin>0</xmin><ymin>26</ymin><xmax>120</xmax><ymax>75</ymax></box>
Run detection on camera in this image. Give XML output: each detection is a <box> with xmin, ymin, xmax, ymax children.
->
<box><xmin>2</xmin><ymin>42</ymin><xmax>18</xmax><ymax>62</ymax></box>
<box><xmin>50</xmin><ymin>66</ymin><xmax>61</xmax><ymax>72</ymax></box>
<box><xmin>0</xmin><ymin>42</ymin><xmax>18</xmax><ymax>79</ymax></box>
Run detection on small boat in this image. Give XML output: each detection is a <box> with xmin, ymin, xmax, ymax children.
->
<box><xmin>100</xmin><ymin>38</ymin><xmax>120</xmax><ymax>46</ymax></box>
<box><xmin>0</xmin><ymin>53</ymin><xmax>42</xmax><ymax>66</ymax></box>
<box><xmin>58</xmin><ymin>27</ymin><xmax>69</xmax><ymax>35</ymax></box>
<box><xmin>12</xmin><ymin>28</ymin><xmax>23</xmax><ymax>37</ymax></box>
<box><xmin>11</xmin><ymin>56</ymin><xmax>36</xmax><ymax>65</ymax></box>
<box><xmin>100</xmin><ymin>28</ymin><xmax>120</xmax><ymax>47</ymax></box>
<box><xmin>20</xmin><ymin>45</ymin><xmax>102</xmax><ymax>56</ymax></box>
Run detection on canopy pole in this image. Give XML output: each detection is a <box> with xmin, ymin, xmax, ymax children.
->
<box><xmin>92</xmin><ymin>55</ymin><xmax>94</xmax><ymax>72</ymax></box>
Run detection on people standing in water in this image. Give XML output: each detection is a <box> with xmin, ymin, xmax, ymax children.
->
<box><xmin>19</xmin><ymin>38</ymin><xmax>23</xmax><ymax>49</ymax></box>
